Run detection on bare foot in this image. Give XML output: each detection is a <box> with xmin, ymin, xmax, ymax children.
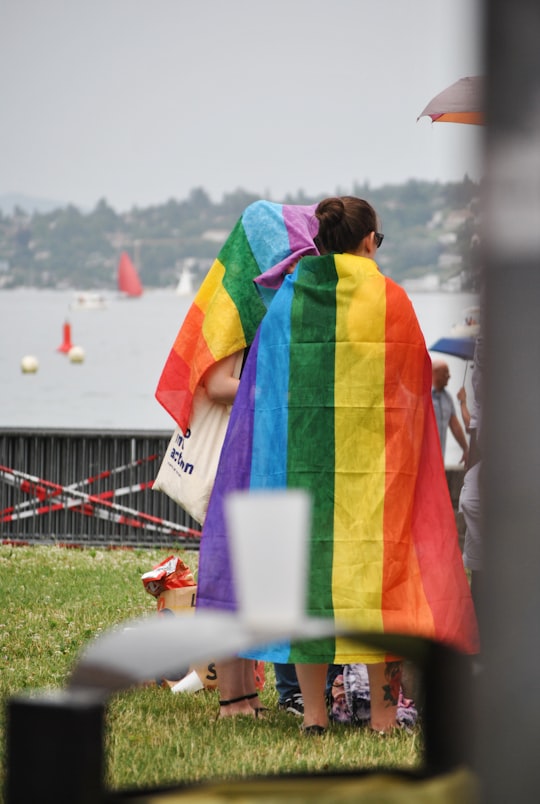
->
<box><xmin>219</xmin><ymin>693</ymin><xmax>266</xmax><ymax>719</ymax></box>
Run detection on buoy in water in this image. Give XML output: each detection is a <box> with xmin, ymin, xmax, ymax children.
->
<box><xmin>68</xmin><ymin>345</ymin><xmax>85</xmax><ymax>364</ymax></box>
<box><xmin>21</xmin><ymin>355</ymin><xmax>39</xmax><ymax>374</ymax></box>
<box><xmin>57</xmin><ymin>320</ymin><xmax>74</xmax><ymax>353</ymax></box>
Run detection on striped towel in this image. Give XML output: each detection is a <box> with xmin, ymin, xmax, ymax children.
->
<box><xmin>196</xmin><ymin>253</ymin><xmax>479</xmax><ymax>662</ymax></box>
<box><xmin>155</xmin><ymin>200</ymin><xmax>318</xmax><ymax>431</ymax></box>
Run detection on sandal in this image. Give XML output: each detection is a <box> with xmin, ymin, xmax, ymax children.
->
<box><xmin>218</xmin><ymin>693</ymin><xmax>268</xmax><ymax>719</ymax></box>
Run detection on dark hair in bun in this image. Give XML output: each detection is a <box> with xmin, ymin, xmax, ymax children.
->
<box><xmin>315</xmin><ymin>196</ymin><xmax>378</xmax><ymax>254</ymax></box>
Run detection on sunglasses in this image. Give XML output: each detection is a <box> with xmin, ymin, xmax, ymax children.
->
<box><xmin>374</xmin><ymin>232</ymin><xmax>384</xmax><ymax>248</ymax></box>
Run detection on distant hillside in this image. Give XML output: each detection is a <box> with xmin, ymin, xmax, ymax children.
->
<box><xmin>0</xmin><ymin>181</ymin><xmax>482</xmax><ymax>292</ymax></box>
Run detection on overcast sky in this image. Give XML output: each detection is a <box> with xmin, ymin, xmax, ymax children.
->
<box><xmin>1</xmin><ymin>0</ymin><xmax>483</xmax><ymax>212</ymax></box>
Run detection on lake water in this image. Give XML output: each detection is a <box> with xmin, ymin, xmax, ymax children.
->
<box><xmin>0</xmin><ymin>287</ymin><xmax>478</xmax><ymax>466</ymax></box>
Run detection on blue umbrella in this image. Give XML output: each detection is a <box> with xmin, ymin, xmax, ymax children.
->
<box><xmin>429</xmin><ymin>336</ymin><xmax>476</xmax><ymax>361</ymax></box>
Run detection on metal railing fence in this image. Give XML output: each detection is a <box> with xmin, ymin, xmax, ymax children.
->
<box><xmin>0</xmin><ymin>428</ymin><xmax>201</xmax><ymax>548</ymax></box>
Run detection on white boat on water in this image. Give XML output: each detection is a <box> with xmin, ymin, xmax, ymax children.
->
<box><xmin>70</xmin><ymin>291</ymin><xmax>108</xmax><ymax>310</ymax></box>
<box><xmin>450</xmin><ymin>305</ymin><xmax>480</xmax><ymax>337</ymax></box>
<box><xmin>176</xmin><ymin>266</ymin><xmax>195</xmax><ymax>297</ymax></box>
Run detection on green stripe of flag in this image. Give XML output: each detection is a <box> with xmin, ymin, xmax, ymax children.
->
<box><xmin>287</xmin><ymin>255</ymin><xmax>337</xmax><ymax>659</ymax></box>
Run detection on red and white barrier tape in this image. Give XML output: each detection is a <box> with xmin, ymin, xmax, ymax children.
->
<box><xmin>1</xmin><ymin>454</ymin><xmax>159</xmax><ymax>517</ymax></box>
<box><xmin>1</xmin><ymin>477</ymin><xmax>155</xmax><ymax>519</ymax></box>
<box><xmin>0</xmin><ymin>466</ymin><xmax>201</xmax><ymax>538</ymax></box>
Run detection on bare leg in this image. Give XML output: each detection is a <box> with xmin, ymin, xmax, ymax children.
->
<box><xmin>367</xmin><ymin>661</ymin><xmax>402</xmax><ymax>733</ymax></box>
<box><xmin>241</xmin><ymin>659</ymin><xmax>265</xmax><ymax>710</ymax></box>
<box><xmin>216</xmin><ymin>658</ymin><xmax>262</xmax><ymax>718</ymax></box>
<box><xmin>295</xmin><ymin>663</ymin><xmax>329</xmax><ymax>729</ymax></box>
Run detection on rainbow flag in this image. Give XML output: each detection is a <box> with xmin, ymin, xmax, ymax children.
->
<box><xmin>155</xmin><ymin>200</ymin><xmax>318</xmax><ymax>431</ymax></box>
<box><xmin>196</xmin><ymin>254</ymin><xmax>479</xmax><ymax>662</ymax></box>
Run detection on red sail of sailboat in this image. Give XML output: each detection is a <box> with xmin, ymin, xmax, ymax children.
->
<box><xmin>118</xmin><ymin>252</ymin><xmax>143</xmax><ymax>297</ymax></box>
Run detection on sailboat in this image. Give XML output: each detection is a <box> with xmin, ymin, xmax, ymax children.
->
<box><xmin>175</xmin><ymin>266</ymin><xmax>195</xmax><ymax>297</ymax></box>
<box><xmin>117</xmin><ymin>252</ymin><xmax>143</xmax><ymax>297</ymax></box>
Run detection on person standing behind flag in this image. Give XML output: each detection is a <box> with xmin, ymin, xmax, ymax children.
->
<box><xmin>196</xmin><ymin>196</ymin><xmax>479</xmax><ymax>734</ymax></box>
<box><xmin>457</xmin><ymin>335</ymin><xmax>484</xmax><ymax>619</ymax></box>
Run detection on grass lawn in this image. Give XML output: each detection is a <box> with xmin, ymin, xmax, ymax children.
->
<box><xmin>0</xmin><ymin>545</ymin><xmax>423</xmax><ymax>796</ymax></box>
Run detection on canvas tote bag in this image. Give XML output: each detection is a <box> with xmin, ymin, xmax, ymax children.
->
<box><xmin>153</xmin><ymin>352</ymin><xmax>243</xmax><ymax>525</ymax></box>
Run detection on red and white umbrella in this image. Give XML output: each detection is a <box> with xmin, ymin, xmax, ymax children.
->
<box><xmin>418</xmin><ymin>75</ymin><xmax>484</xmax><ymax>125</ymax></box>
